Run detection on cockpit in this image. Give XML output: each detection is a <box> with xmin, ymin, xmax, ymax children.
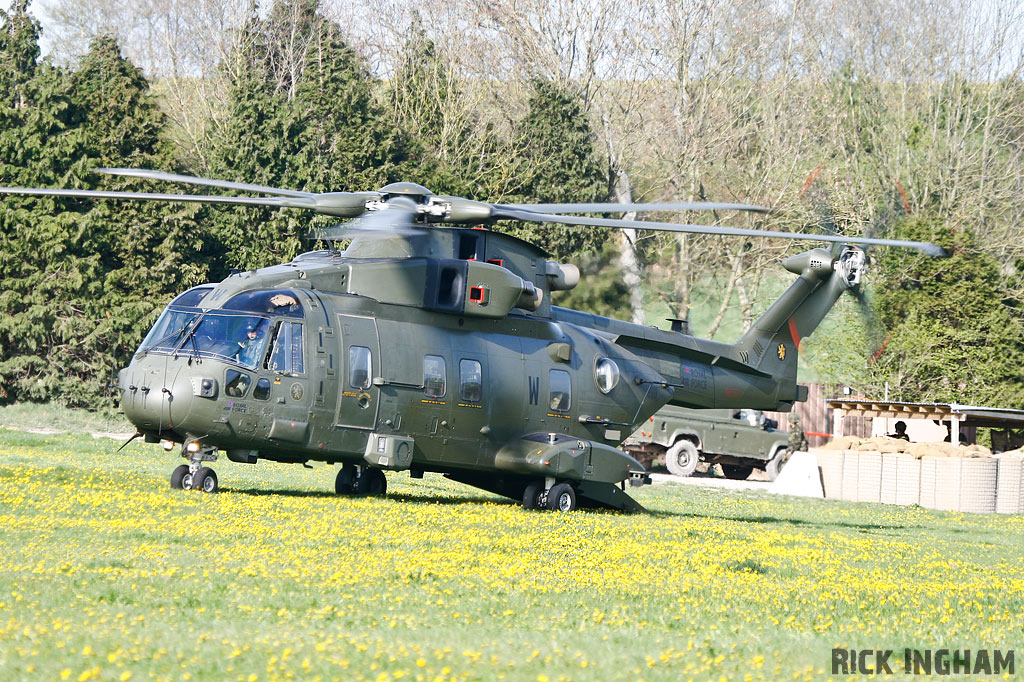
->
<box><xmin>137</xmin><ymin>286</ymin><xmax>306</xmax><ymax>373</ymax></box>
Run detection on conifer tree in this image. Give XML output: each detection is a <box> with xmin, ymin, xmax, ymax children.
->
<box><xmin>211</xmin><ymin>0</ymin><xmax>405</xmax><ymax>271</ymax></box>
<box><xmin>385</xmin><ymin>29</ymin><xmax>507</xmax><ymax>199</ymax></box>
<box><xmin>0</xmin><ymin>12</ymin><xmax>207</xmax><ymax>406</ymax></box>
<box><xmin>504</xmin><ymin>78</ymin><xmax>608</xmax><ymax>259</ymax></box>
<box><xmin>871</xmin><ymin>216</ymin><xmax>1024</xmax><ymax>407</ymax></box>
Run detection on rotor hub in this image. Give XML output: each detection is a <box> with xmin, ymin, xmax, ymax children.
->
<box><xmin>835</xmin><ymin>247</ymin><xmax>867</xmax><ymax>289</ymax></box>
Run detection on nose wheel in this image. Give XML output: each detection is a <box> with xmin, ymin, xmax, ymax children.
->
<box><xmin>169</xmin><ymin>444</ymin><xmax>219</xmax><ymax>493</ymax></box>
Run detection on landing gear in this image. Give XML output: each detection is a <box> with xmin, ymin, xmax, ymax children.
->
<box><xmin>546</xmin><ymin>482</ymin><xmax>577</xmax><ymax>512</ymax></box>
<box><xmin>522</xmin><ymin>482</ymin><xmax>544</xmax><ymax>510</ymax></box>
<box><xmin>335</xmin><ymin>465</ymin><xmax>387</xmax><ymax>497</ymax></box>
<box><xmin>170</xmin><ymin>441</ymin><xmax>219</xmax><ymax>492</ymax></box>
<box><xmin>335</xmin><ymin>464</ymin><xmax>358</xmax><ymax>494</ymax></box>
<box><xmin>356</xmin><ymin>468</ymin><xmax>387</xmax><ymax>496</ymax></box>
<box><xmin>193</xmin><ymin>467</ymin><xmax>219</xmax><ymax>493</ymax></box>
<box><xmin>170</xmin><ymin>464</ymin><xmax>189</xmax><ymax>489</ymax></box>
<box><xmin>522</xmin><ymin>479</ymin><xmax>578</xmax><ymax>512</ymax></box>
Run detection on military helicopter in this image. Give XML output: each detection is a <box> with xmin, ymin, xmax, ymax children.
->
<box><xmin>0</xmin><ymin>169</ymin><xmax>943</xmax><ymax>511</ymax></box>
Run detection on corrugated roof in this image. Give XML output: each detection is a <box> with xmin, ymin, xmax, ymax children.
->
<box><xmin>825</xmin><ymin>399</ymin><xmax>1024</xmax><ymax>427</ymax></box>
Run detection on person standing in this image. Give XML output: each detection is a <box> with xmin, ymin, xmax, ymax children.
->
<box><xmin>788</xmin><ymin>413</ymin><xmax>809</xmax><ymax>452</ymax></box>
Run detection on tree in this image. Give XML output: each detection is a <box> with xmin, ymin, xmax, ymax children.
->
<box><xmin>384</xmin><ymin>27</ymin><xmax>513</xmax><ymax>199</ymax></box>
<box><xmin>0</xmin><ymin>19</ymin><xmax>208</xmax><ymax>407</ymax></box>
<box><xmin>209</xmin><ymin>0</ymin><xmax>406</xmax><ymax>271</ymax></box>
<box><xmin>503</xmin><ymin>78</ymin><xmax>608</xmax><ymax>260</ymax></box>
<box><xmin>870</xmin><ymin>215</ymin><xmax>1024</xmax><ymax>407</ymax></box>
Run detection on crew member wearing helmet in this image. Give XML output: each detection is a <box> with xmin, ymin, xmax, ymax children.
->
<box><xmin>236</xmin><ymin>321</ymin><xmax>267</xmax><ymax>367</ymax></box>
<box><xmin>788</xmin><ymin>413</ymin><xmax>809</xmax><ymax>452</ymax></box>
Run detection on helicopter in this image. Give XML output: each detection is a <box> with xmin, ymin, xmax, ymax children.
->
<box><xmin>0</xmin><ymin>168</ymin><xmax>943</xmax><ymax>511</ymax></box>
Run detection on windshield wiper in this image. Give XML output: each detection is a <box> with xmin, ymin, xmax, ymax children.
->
<box><xmin>141</xmin><ymin>313</ymin><xmax>201</xmax><ymax>354</ymax></box>
<box><xmin>174</xmin><ymin>314</ymin><xmax>205</xmax><ymax>360</ymax></box>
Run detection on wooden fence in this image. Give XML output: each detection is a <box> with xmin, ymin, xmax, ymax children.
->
<box><xmin>766</xmin><ymin>383</ymin><xmax>870</xmax><ymax>448</ymax></box>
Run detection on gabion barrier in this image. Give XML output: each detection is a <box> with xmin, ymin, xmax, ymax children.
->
<box><xmin>816</xmin><ymin>450</ymin><xmax>1024</xmax><ymax>514</ymax></box>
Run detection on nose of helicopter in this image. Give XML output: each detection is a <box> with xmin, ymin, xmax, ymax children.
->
<box><xmin>119</xmin><ymin>359</ymin><xmax>196</xmax><ymax>435</ymax></box>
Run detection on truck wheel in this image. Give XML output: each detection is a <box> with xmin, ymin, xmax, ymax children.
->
<box><xmin>665</xmin><ymin>440</ymin><xmax>699</xmax><ymax>477</ymax></box>
<box><xmin>765</xmin><ymin>448</ymin><xmax>791</xmax><ymax>482</ymax></box>
<box><xmin>722</xmin><ymin>464</ymin><xmax>754</xmax><ymax>480</ymax></box>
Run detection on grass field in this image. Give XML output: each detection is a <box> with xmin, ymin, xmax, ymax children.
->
<box><xmin>1</xmin><ymin>428</ymin><xmax>1022</xmax><ymax>681</ymax></box>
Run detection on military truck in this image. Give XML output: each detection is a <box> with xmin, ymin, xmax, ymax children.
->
<box><xmin>623</xmin><ymin>407</ymin><xmax>791</xmax><ymax>481</ymax></box>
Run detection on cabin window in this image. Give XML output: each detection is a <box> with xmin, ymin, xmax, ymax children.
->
<box><xmin>423</xmin><ymin>355</ymin><xmax>446</xmax><ymax>398</ymax></box>
<box><xmin>349</xmin><ymin>346</ymin><xmax>371</xmax><ymax>389</ymax></box>
<box><xmin>549</xmin><ymin>369</ymin><xmax>571</xmax><ymax>412</ymax></box>
<box><xmin>267</xmin><ymin>321</ymin><xmax>304</xmax><ymax>374</ymax></box>
<box><xmin>594</xmin><ymin>357</ymin><xmax>620</xmax><ymax>394</ymax></box>
<box><xmin>225</xmin><ymin>370</ymin><xmax>251</xmax><ymax>398</ymax></box>
<box><xmin>253</xmin><ymin>378</ymin><xmax>271</xmax><ymax>401</ymax></box>
<box><xmin>459</xmin><ymin>359</ymin><xmax>482</xmax><ymax>402</ymax></box>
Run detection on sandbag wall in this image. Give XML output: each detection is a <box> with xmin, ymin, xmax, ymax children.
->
<box><xmin>816</xmin><ymin>450</ymin><xmax>1024</xmax><ymax>514</ymax></box>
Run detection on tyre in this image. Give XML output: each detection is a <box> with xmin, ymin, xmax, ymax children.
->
<box><xmin>193</xmin><ymin>467</ymin><xmax>218</xmax><ymax>493</ymax></box>
<box><xmin>356</xmin><ymin>468</ymin><xmax>387</xmax><ymax>496</ymax></box>
<box><xmin>335</xmin><ymin>464</ymin><xmax>357</xmax><ymax>495</ymax></box>
<box><xmin>546</xmin><ymin>482</ymin><xmax>577</xmax><ymax>512</ymax></box>
<box><xmin>522</xmin><ymin>482</ymin><xmax>543</xmax><ymax>510</ymax></box>
<box><xmin>665</xmin><ymin>440</ymin><xmax>700</xmax><ymax>477</ymax></box>
<box><xmin>191</xmin><ymin>466</ymin><xmax>215</xmax><ymax>493</ymax></box>
<box><xmin>170</xmin><ymin>464</ymin><xmax>189</xmax><ymax>489</ymax></box>
<box><xmin>721</xmin><ymin>464</ymin><xmax>754</xmax><ymax>480</ymax></box>
<box><xmin>764</xmin><ymin>448</ymin><xmax>791</xmax><ymax>482</ymax></box>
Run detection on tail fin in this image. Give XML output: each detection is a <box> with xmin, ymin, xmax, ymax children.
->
<box><xmin>735</xmin><ymin>246</ymin><xmax>865</xmax><ymax>382</ymax></box>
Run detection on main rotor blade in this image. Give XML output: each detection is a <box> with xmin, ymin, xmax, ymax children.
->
<box><xmin>496</xmin><ymin>201</ymin><xmax>773</xmax><ymax>214</ymax></box>
<box><xmin>95</xmin><ymin>167</ymin><xmax>315</xmax><ymax>198</ymax></box>
<box><xmin>492</xmin><ymin>207</ymin><xmax>947</xmax><ymax>257</ymax></box>
<box><xmin>0</xmin><ymin>186</ymin><xmax>317</xmax><ymax>210</ymax></box>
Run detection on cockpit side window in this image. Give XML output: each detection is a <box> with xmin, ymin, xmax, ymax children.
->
<box><xmin>266</xmin><ymin>321</ymin><xmax>305</xmax><ymax>375</ymax></box>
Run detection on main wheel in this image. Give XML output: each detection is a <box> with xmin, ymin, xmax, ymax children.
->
<box><xmin>522</xmin><ymin>482</ymin><xmax>544</xmax><ymax>510</ymax></box>
<box><xmin>665</xmin><ymin>440</ymin><xmax>700</xmax><ymax>477</ymax></box>
<box><xmin>356</xmin><ymin>468</ymin><xmax>387</xmax><ymax>496</ymax></box>
<box><xmin>764</xmin><ymin>448</ymin><xmax>791</xmax><ymax>482</ymax></box>
<box><xmin>546</xmin><ymin>482</ymin><xmax>577</xmax><ymax>512</ymax></box>
<box><xmin>170</xmin><ymin>464</ymin><xmax>189</xmax><ymax>489</ymax></box>
<box><xmin>722</xmin><ymin>464</ymin><xmax>754</xmax><ymax>480</ymax></box>
<box><xmin>193</xmin><ymin>467</ymin><xmax>218</xmax><ymax>493</ymax></box>
<box><xmin>335</xmin><ymin>464</ymin><xmax>357</xmax><ymax>495</ymax></box>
